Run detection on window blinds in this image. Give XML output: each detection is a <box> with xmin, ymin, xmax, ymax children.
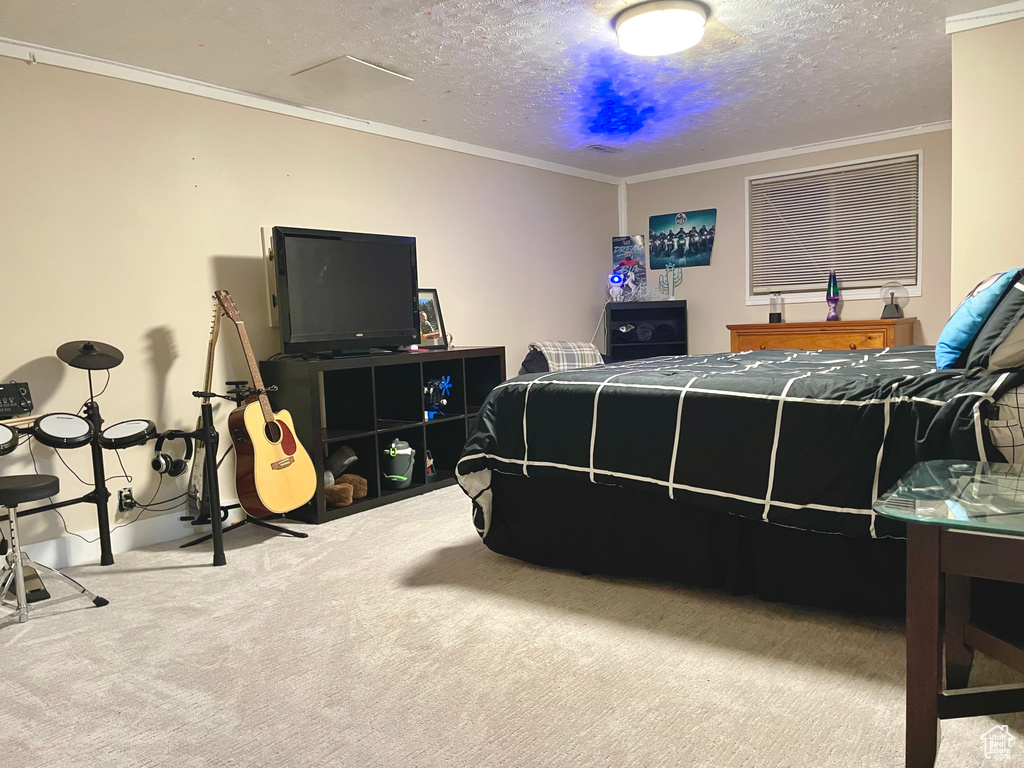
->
<box><xmin>748</xmin><ymin>154</ymin><xmax>920</xmax><ymax>295</ymax></box>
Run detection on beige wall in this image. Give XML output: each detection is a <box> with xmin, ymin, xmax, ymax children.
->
<box><xmin>627</xmin><ymin>131</ymin><xmax>952</xmax><ymax>354</ymax></box>
<box><xmin>950</xmin><ymin>18</ymin><xmax>1024</xmax><ymax>304</ymax></box>
<box><xmin>0</xmin><ymin>58</ymin><xmax>617</xmax><ymax>548</ymax></box>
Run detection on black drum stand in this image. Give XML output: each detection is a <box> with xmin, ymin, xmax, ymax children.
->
<box><xmin>18</xmin><ymin>375</ymin><xmax>116</xmax><ymax>566</ymax></box>
<box><xmin>18</xmin><ymin>340</ymin><xmax>132</xmax><ymax>567</ymax></box>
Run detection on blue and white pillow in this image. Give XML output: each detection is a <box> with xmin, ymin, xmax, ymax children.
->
<box><xmin>935</xmin><ymin>270</ymin><xmax>1021</xmax><ymax>369</ymax></box>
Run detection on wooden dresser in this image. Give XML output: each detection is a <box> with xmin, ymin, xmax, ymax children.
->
<box><xmin>727</xmin><ymin>318</ymin><xmax>916</xmax><ymax>352</ymax></box>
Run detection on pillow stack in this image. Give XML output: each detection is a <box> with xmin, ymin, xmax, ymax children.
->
<box><xmin>936</xmin><ymin>268</ymin><xmax>1024</xmax><ymax>369</ymax></box>
<box><xmin>967</xmin><ymin>274</ymin><xmax>1024</xmax><ymax>370</ymax></box>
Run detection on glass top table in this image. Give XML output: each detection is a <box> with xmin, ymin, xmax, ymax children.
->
<box><xmin>874</xmin><ymin>460</ymin><xmax>1024</xmax><ymax>538</ymax></box>
<box><xmin>875</xmin><ymin>460</ymin><xmax>1024</xmax><ymax>768</ymax></box>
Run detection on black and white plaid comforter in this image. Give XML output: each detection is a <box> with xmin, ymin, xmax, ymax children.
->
<box><xmin>456</xmin><ymin>347</ymin><xmax>1024</xmax><ymax>539</ymax></box>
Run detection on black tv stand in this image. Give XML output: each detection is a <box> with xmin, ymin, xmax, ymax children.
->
<box><xmin>260</xmin><ymin>346</ymin><xmax>506</xmax><ymax>523</ymax></box>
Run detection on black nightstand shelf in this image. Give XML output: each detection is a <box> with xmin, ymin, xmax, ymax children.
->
<box><xmin>260</xmin><ymin>346</ymin><xmax>506</xmax><ymax>524</ymax></box>
<box><xmin>605</xmin><ymin>300</ymin><xmax>687</xmax><ymax>361</ymax></box>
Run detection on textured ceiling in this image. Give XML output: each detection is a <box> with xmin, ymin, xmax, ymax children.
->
<box><xmin>0</xmin><ymin>1</ymin><xmax>997</xmax><ymax>176</ymax></box>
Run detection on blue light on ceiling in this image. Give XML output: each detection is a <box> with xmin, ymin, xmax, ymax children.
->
<box><xmin>563</xmin><ymin>48</ymin><xmax>724</xmax><ymax>147</ymax></box>
<box><xmin>588</xmin><ymin>80</ymin><xmax>656</xmax><ymax>136</ymax></box>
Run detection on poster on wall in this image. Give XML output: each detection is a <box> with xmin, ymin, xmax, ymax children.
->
<box><xmin>648</xmin><ymin>209</ymin><xmax>717</xmax><ymax>270</ymax></box>
<box><xmin>611</xmin><ymin>235</ymin><xmax>648</xmax><ymax>301</ymax></box>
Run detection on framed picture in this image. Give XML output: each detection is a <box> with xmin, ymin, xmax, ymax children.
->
<box><xmin>417</xmin><ymin>288</ymin><xmax>448</xmax><ymax>349</ymax></box>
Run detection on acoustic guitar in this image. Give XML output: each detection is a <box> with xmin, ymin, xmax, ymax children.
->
<box><xmin>215</xmin><ymin>290</ymin><xmax>316</xmax><ymax>518</ymax></box>
<box><xmin>186</xmin><ymin>301</ymin><xmax>221</xmax><ymax>523</ymax></box>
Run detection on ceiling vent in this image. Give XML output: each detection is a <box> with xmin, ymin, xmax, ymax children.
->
<box><xmin>291</xmin><ymin>55</ymin><xmax>413</xmax><ymax>101</ymax></box>
<box><xmin>587</xmin><ymin>144</ymin><xmax>624</xmax><ymax>153</ymax></box>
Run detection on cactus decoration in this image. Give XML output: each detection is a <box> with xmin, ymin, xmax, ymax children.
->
<box><xmin>659</xmin><ymin>264</ymin><xmax>683</xmax><ymax>298</ymax></box>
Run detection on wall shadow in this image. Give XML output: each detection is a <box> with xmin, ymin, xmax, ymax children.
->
<box><xmin>144</xmin><ymin>325</ymin><xmax>179</xmax><ymax>431</ymax></box>
<box><xmin>2</xmin><ymin>356</ymin><xmax>66</xmax><ymax>413</ymax></box>
<box><xmin>209</xmin><ymin>255</ymin><xmax>280</xmax><ymax>383</ymax></box>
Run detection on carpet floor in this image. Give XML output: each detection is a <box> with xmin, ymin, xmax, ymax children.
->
<box><xmin>1</xmin><ymin>486</ymin><xmax>1021</xmax><ymax>768</ymax></box>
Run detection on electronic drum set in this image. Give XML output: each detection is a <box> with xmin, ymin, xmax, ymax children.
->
<box><xmin>2</xmin><ymin>338</ymin><xmax>239</xmax><ymax>622</ymax></box>
<box><xmin>0</xmin><ymin>340</ymin><xmax>198</xmax><ymax>622</ymax></box>
<box><xmin>1</xmin><ymin>343</ymin><xmax>153</xmax><ymax>448</ymax></box>
<box><xmin>0</xmin><ymin>340</ymin><xmax>182</xmax><ymax>565</ymax></box>
<box><xmin>0</xmin><ymin>413</ymin><xmax>157</xmax><ymax>455</ymax></box>
<box><xmin>2</xmin><ymin>347</ymin><xmax>157</xmax><ymax>449</ymax></box>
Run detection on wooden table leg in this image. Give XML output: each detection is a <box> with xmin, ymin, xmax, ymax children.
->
<box><xmin>944</xmin><ymin>573</ymin><xmax>974</xmax><ymax>689</ymax></box>
<box><xmin>906</xmin><ymin>524</ymin><xmax>942</xmax><ymax>768</ymax></box>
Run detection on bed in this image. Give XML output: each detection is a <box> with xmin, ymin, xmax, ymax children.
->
<box><xmin>456</xmin><ymin>345</ymin><xmax>1024</xmax><ymax>621</ymax></box>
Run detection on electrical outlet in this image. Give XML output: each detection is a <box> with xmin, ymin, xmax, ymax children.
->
<box><xmin>118</xmin><ymin>488</ymin><xmax>136</xmax><ymax>513</ymax></box>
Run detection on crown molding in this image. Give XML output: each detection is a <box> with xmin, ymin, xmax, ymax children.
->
<box><xmin>0</xmin><ymin>37</ymin><xmax>957</xmax><ymax>191</ymax></box>
<box><xmin>0</xmin><ymin>37</ymin><xmax>620</xmax><ymax>186</ymax></box>
<box><xmin>620</xmin><ymin>122</ymin><xmax>951</xmax><ymax>184</ymax></box>
<box><xmin>947</xmin><ymin>1</ymin><xmax>1024</xmax><ymax>34</ymax></box>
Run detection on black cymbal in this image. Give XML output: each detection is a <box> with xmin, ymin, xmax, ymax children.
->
<box><xmin>56</xmin><ymin>340</ymin><xmax>124</xmax><ymax>370</ymax></box>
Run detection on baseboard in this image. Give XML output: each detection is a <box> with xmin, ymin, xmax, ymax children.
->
<box><xmin>20</xmin><ymin>498</ymin><xmax>242</xmax><ymax>570</ymax></box>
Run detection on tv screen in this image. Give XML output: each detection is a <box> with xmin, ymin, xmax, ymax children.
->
<box><xmin>273</xmin><ymin>227</ymin><xmax>418</xmax><ymax>354</ymax></box>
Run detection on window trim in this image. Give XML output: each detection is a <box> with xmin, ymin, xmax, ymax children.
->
<box><xmin>744</xmin><ymin>150</ymin><xmax>924</xmax><ymax>306</ymax></box>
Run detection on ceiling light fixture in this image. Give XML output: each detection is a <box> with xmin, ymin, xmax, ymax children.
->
<box><xmin>613</xmin><ymin>0</ymin><xmax>709</xmax><ymax>57</ymax></box>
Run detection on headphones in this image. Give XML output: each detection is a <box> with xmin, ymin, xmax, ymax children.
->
<box><xmin>151</xmin><ymin>431</ymin><xmax>193</xmax><ymax>477</ymax></box>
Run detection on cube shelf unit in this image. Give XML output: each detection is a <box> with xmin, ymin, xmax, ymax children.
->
<box><xmin>259</xmin><ymin>346</ymin><xmax>505</xmax><ymax>523</ymax></box>
<box><xmin>605</xmin><ymin>300</ymin><xmax>687</xmax><ymax>361</ymax></box>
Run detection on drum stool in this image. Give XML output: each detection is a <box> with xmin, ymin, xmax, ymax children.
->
<box><xmin>0</xmin><ymin>474</ymin><xmax>108</xmax><ymax>623</ymax></box>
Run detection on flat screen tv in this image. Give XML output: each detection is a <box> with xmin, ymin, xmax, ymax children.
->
<box><xmin>272</xmin><ymin>226</ymin><xmax>419</xmax><ymax>355</ymax></box>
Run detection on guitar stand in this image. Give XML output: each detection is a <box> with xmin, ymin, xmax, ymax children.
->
<box><xmin>166</xmin><ymin>396</ymin><xmax>228</xmax><ymax>566</ymax></box>
<box><xmin>179</xmin><ymin>502</ymin><xmax>308</xmax><ymax>548</ymax></box>
<box><xmin>178</xmin><ymin>383</ymin><xmax>307</xmax><ymax>558</ymax></box>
